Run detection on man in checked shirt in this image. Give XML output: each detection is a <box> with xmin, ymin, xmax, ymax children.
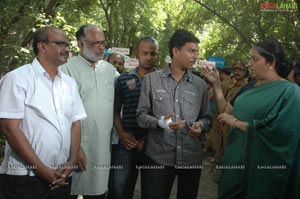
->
<box><xmin>137</xmin><ymin>29</ymin><xmax>212</xmax><ymax>199</ymax></box>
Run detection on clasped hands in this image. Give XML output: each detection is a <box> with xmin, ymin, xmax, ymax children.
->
<box><xmin>45</xmin><ymin>147</ymin><xmax>86</xmax><ymax>190</ymax></box>
<box><xmin>120</xmin><ymin>132</ymin><xmax>146</xmax><ymax>151</ymax></box>
<box><xmin>37</xmin><ymin>160</ymin><xmax>76</xmax><ymax>190</ymax></box>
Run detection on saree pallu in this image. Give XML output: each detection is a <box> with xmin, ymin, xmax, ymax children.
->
<box><xmin>218</xmin><ymin>80</ymin><xmax>300</xmax><ymax>199</ymax></box>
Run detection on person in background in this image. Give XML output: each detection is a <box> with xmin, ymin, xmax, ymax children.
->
<box><xmin>215</xmin><ymin>39</ymin><xmax>300</xmax><ymax>198</ymax></box>
<box><xmin>216</xmin><ymin>62</ymin><xmax>249</xmax><ymax>168</ymax></box>
<box><xmin>60</xmin><ymin>24</ymin><xmax>117</xmax><ymax>199</ymax></box>
<box><xmin>224</xmin><ymin>62</ymin><xmax>248</xmax><ymax>106</ymax></box>
<box><xmin>202</xmin><ymin>80</ymin><xmax>216</xmax><ymax>152</ymax></box>
<box><xmin>218</xmin><ymin>67</ymin><xmax>233</xmax><ymax>92</ymax></box>
<box><xmin>287</xmin><ymin>61</ymin><xmax>300</xmax><ymax>86</ymax></box>
<box><xmin>108</xmin><ymin>53</ymin><xmax>125</xmax><ymax>74</ymax></box>
<box><xmin>136</xmin><ymin>29</ymin><xmax>211</xmax><ymax>199</ymax></box>
<box><xmin>0</xmin><ymin>26</ymin><xmax>86</xmax><ymax>199</ymax></box>
<box><xmin>111</xmin><ymin>37</ymin><xmax>159</xmax><ymax>199</ymax></box>
<box><xmin>106</xmin><ymin>52</ymin><xmax>125</xmax><ymax>198</ymax></box>
<box><xmin>207</xmin><ymin>67</ymin><xmax>232</xmax><ymax>156</ymax></box>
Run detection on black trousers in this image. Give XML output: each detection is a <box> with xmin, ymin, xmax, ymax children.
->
<box><xmin>144</xmin><ymin>157</ymin><xmax>202</xmax><ymax>199</ymax></box>
<box><xmin>0</xmin><ymin>174</ymin><xmax>71</xmax><ymax>199</ymax></box>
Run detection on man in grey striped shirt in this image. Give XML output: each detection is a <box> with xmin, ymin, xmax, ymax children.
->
<box><xmin>137</xmin><ymin>29</ymin><xmax>211</xmax><ymax>199</ymax></box>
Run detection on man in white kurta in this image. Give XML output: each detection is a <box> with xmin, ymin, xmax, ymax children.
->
<box><xmin>60</xmin><ymin>24</ymin><xmax>118</xmax><ymax>198</ymax></box>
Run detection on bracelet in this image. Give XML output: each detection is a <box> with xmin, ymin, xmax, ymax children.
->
<box><xmin>233</xmin><ymin>118</ymin><xmax>238</xmax><ymax>128</ymax></box>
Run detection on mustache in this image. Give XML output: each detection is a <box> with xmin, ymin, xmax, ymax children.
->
<box><xmin>60</xmin><ymin>51</ymin><xmax>69</xmax><ymax>56</ymax></box>
<box><xmin>96</xmin><ymin>50</ymin><xmax>103</xmax><ymax>54</ymax></box>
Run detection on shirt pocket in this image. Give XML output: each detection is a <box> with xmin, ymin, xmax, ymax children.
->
<box><xmin>152</xmin><ymin>92</ymin><xmax>171</xmax><ymax>117</ymax></box>
<box><xmin>183</xmin><ymin>94</ymin><xmax>201</xmax><ymax>121</ymax></box>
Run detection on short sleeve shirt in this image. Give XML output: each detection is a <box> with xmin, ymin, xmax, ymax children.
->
<box><xmin>0</xmin><ymin>58</ymin><xmax>86</xmax><ymax>176</ymax></box>
<box><xmin>115</xmin><ymin>68</ymin><xmax>148</xmax><ymax>139</ymax></box>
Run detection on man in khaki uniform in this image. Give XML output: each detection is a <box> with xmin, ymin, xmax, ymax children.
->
<box><xmin>221</xmin><ymin>62</ymin><xmax>248</xmax><ymax>147</ymax></box>
<box><xmin>210</xmin><ymin>67</ymin><xmax>232</xmax><ymax>161</ymax></box>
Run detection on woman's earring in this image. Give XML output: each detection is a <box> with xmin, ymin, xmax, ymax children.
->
<box><xmin>268</xmin><ymin>66</ymin><xmax>272</xmax><ymax>70</ymax></box>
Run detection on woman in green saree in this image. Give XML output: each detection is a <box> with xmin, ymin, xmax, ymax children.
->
<box><xmin>215</xmin><ymin>39</ymin><xmax>300</xmax><ymax>199</ymax></box>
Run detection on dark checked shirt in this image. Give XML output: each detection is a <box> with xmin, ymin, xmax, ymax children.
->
<box><xmin>115</xmin><ymin>68</ymin><xmax>148</xmax><ymax>139</ymax></box>
<box><xmin>137</xmin><ymin>66</ymin><xmax>211</xmax><ymax>166</ymax></box>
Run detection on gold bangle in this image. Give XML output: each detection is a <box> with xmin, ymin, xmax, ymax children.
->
<box><xmin>233</xmin><ymin>118</ymin><xmax>238</xmax><ymax>128</ymax></box>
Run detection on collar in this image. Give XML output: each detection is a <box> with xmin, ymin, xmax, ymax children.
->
<box><xmin>128</xmin><ymin>67</ymin><xmax>156</xmax><ymax>79</ymax></box>
<box><xmin>128</xmin><ymin>67</ymin><xmax>139</xmax><ymax>76</ymax></box>
<box><xmin>161</xmin><ymin>66</ymin><xmax>193</xmax><ymax>83</ymax></box>
<box><xmin>234</xmin><ymin>80</ymin><xmax>247</xmax><ymax>87</ymax></box>
<box><xmin>32</xmin><ymin>58</ymin><xmax>63</xmax><ymax>80</ymax></box>
<box><xmin>78</xmin><ymin>54</ymin><xmax>98</xmax><ymax>67</ymax></box>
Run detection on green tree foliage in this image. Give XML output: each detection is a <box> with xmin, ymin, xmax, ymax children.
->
<box><xmin>0</xmin><ymin>0</ymin><xmax>299</xmax><ymax>75</ymax></box>
<box><xmin>193</xmin><ymin>0</ymin><xmax>300</xmax><ymax>65</ymax></box>
<box><xmin>0</xmin><ymin>0</ymin><xmax>68</xmax><ymax>74</ymax></box>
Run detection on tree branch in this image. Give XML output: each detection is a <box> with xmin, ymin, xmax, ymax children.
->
<box><xmin>194</xmin><ymin>0</ymin><xmax>252</xmax><ymax>47</ymax></box>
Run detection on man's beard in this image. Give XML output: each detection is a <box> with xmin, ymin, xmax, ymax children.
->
<box><xmin>82</xmin><ymin>44</ymin><xmax>103</xmax><ymax>62</ymax></box>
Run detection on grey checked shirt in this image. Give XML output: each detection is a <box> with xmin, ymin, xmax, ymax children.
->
<box><xmin>137</xmin><ymin>67</ymin><xmax>211</xmax><ymax>166</ymax></box>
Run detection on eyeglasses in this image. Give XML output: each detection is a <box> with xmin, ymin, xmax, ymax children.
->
<box><xmin>83</xmin><ymin>39</ymin><xmax>107</xmax><ymax>47</ymax></box>
<box><xmin>232</xmin><ymin>67</ymin><xmax>246</xmax><ymax>72</ymax></box>
<box><xmin>45</xmin><ymin>41</ymin><xmax>69</xmax><ymax>48</ymax></box>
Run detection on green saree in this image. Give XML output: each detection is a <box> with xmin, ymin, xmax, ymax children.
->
<box><xmin>218</xmin><ymin>80</ymin><xmax>300</xmax><ymax>199</ymax></box>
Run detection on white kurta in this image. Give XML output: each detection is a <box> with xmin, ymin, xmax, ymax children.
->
<box><xmin>61</xmin><ymin>56</ymin><xmax>117</xmax><ymax>195</ymax></box>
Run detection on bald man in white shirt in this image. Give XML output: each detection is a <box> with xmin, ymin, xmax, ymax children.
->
<box><xmin>0</xmin><ymin>26</ymin><xmax>86</xmax><ymax>199</ymax></box>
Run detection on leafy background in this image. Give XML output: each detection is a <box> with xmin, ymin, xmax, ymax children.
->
<box><xmin>1</xmin><ymin>0</ymin><xmax>299</xmax><ymax>75</ymax></box>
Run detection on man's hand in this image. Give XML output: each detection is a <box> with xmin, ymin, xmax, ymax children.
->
<box><xmin>135</xmin><ymin>136</ymin><xmax>147</xmax><ymax>152</ymax></box>
<box><xmin>120</xmin><ymin>132</ymin><xmax>138</xmax><ymax>150</ymax></box>
<box><xmin>187</xmin><ymin>122</ymin><xmax>202</xmax><ymax>137</ymax></box>
<box><xmin>158</xmin><ymin>114</ymin><xmax>175</xmax><ymax>131</ymax></box>
<box><xmin>169</xmin><ymin>120</ymin><xmax>186</xmax><ymax>132</ymax></box>
<box><xmin>50</xmin><ymin>160</ymin><xmax>78</xmax><ymax>190</ymax></box>
<box><xmin>36</xmin><ymin>165</ymin><xmax>66</xmax><ymax>189</ymax></box>
<box><xmin>77</xmin><ymin>147</ymin><xmax>87</xmax><ymax>171</ymax></box>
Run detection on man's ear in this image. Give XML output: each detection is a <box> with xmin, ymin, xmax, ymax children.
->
<box><xmin>77</xmin><ymin>40</ymin><xmax>83</xmax><ymax>49</ymax></box>
<box><xmin>37</xmin><ymin>42</ymin><xmax>46</xmax><ymax>53</ymax></box>
<box><xmin>172</xmin><ymin>47</ymin><xmax>179</xmax><ymax>58</ymax></box>
<box><xmin>268</xmin><ymin>60</ymin><xmax>276</xmax><ymax>67</ymax></box>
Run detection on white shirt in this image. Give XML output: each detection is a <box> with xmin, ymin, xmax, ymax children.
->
<box><xmin>0</xmin><ymin>58</ymin><xmax>87</xmax><ymax>176</ymax></box>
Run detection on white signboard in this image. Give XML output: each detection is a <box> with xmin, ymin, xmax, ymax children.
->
<box><xmin>112</xmin><ymin>47</ymin><xmax>130</xmax><ymax>55</ymax></box>
<box><xmin>199</xmin><ymin>60</ymin><xmax>216</xmax><ymax>69</ymax></box>
<box><xmin>125</xmin><ymin>58</ymin><xmax>139</xmax><ymax>68</ymax></box>
<box><xmin>164</xmin><ymin>55</ymin><xmax>172</xmax><ymax>64</ymax></box>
